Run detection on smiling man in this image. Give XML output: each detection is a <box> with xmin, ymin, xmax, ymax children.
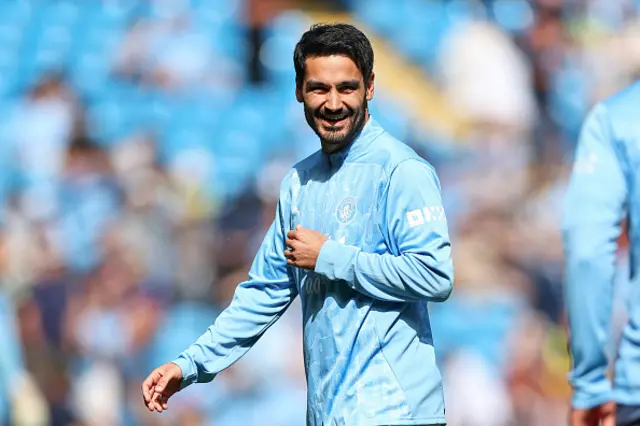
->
<box><xmin>142</xmin><ymin>23</ymin><xmax>453</xmax><ymax>426</ymax></box>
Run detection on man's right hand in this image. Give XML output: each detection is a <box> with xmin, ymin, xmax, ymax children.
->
<box><xmin>141</xmin><ymin>362</ymin><xmax>183</xmax><ymax>413</ymax></box>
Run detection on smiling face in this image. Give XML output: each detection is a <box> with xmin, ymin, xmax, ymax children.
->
<box><xmin>296</xmin><ymin>54</ymin><xmax>375</xmax><ymax>154</ymax></box>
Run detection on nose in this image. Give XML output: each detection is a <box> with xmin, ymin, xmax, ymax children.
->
<box><xmin>325</xmin><ymin>89</ymin><xmax>342</xmax><ymax>112</ymax></box>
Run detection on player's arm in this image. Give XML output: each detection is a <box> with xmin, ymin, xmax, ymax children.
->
<box><xmin>0</xmin><ymin>293</ymin><xmax>25</xmax><ymax>390</ymax></box>
<box><xmin>314</xmin><ymin>159</ymin><xmax>453</xmax><ymax>302</ymax></box>
<box><xmin>562</xmin><ymin>103</ymin><xmax>627</xmax><ymax>410</ymax></box>
<box><xmin>172</xmin><ymin>197</ymin><xmax>298</xmax><ymax>389</ymax></box>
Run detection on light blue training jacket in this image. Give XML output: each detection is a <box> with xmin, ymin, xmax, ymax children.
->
<box><xmin>173</xmin><ymin>117</ymin><xmax>454</xmax><ymax>425</ymax></box>
<box><xmin>563</xmin><ymin>81</ymin><xmax>640</xmax><ymax>409</ymax></box>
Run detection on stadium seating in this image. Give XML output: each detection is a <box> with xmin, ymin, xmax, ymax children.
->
<box><xmin>0</xmin><ymin>0</ymin><xmax>600</xmax><ymax>206</ymax></box>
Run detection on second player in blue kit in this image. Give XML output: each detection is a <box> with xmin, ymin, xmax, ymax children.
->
<box><xmin>564</xmin><ymin>81</ymin><xmax>640</xmax><ymax>426</ymax></box>
<box><xmin>142</xmin><ymin>23</ymin><xmax>453</xmax><ymax>426</ymax></box>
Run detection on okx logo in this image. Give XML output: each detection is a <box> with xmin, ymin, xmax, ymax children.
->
<box><xmin>406</xmin><ymin>206</ymin><xmax>446</xmax><ymax>228</ymax></box>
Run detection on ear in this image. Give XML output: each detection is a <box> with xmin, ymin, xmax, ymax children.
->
<box><xmin>366</xmin><ymin>72</ymin><xmax>375</xmax><ymax>102</ymax></box>
<box><xmin>296</xmin><ymin>85</ymin><xmax>303</xmax><ymax>103</ymax></box>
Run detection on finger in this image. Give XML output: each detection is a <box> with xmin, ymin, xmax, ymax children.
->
<box><xmin>287</xmin><ymin>230</ymin><xmax>300</xmax><ymax>240</ymax></box>
<box><xmin>152</xmin><ymin>391</ymin><xmax>164</xmax><ymax>413</ymax></box>
<box><xmin>284</xmin><ymin>250</ymin><xmax>294</xmax><ymax>259</ymax></box>
<box><xmin>286</xmin><ymin>239</ymin><xmax>296</xmax><ymax>248</ymax></box>
<box><xmin>287</xmin><ymin>258</ymin><xmax>295</xmax><ymax>266</ymax></box>
<box><xmin>146</xmin><ymin>389</ymin><xmax>155</xmax><ymax>411</ymax></box>
<box><xmin>142</xmin><ymin>380</ymin><xmax>152</xmax><ymax>408</ymax></box>
<box><xmin>142</xmin><ymin>370</ymin><xmax>159</xmax><ymax>402</ymax></box>
<box><xmin>160</xmin><ymin>394</ymin><xmax>169</xmax><ymax>410</ymax></box>
<box><xmin>153</xmin><ymin>377</ymin><xmax>170</xmax><ymax>412</ymax></box>
<box><xmin>147</xmin><ymin>389</ymin><xmax>156</xmax><ymax>411</ymax></box>
<box><xmin>142</xmin><ymin>369</ymin><xmax>162</xmax><ymax>405</ymax></box>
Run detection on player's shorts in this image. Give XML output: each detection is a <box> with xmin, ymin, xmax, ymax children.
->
<box><xmin>618</xmin><ymin>404</ymin><xmax>640</xmax><ymax>426</ymax></box>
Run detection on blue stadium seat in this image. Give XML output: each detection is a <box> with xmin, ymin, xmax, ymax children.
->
<box><xmin>67</xmin><ymin>52</ymin><xmax>111</xmax><ymax>99</ymax></box>
<box><xmin>0</xmin><ymin>0</ymin><xmax>31</xmax><ymax>24</ymax></box>
<box><xmin>138</xmin><ymin>90</ymin><xmax>175</xmax><ymax>131</ymax></box>
<box><xmin>86</xmin><ymin>83</ymin><xmax>150</xmax><ymax>146</ymax></box>
<box><xmin>446</xmin><ymin>0</ymin><xmax>488</xmax><ymax>23</ymax></box>
<box><xmin>161</xmin><ymin>127</ymin><xmax>212</xmax><ymax>159</ymax></box>
<box><xmin>19</xmin><ymin>5</ymin><xmax>77</xmax><ymax>79</ymax></box>
<box><xmin>211</xmin><ymin>155</ymin><xmax>256</xmax><ymax>200</ymax></box>
<box><xmin>389</xmin><ymin>0</ymin><xmax>451</xmax><ymax>72</ymax></box>
<box><xmin>262</xmin><ymin>11</ymin><xmax>311</xmax><ymax>87</ymax></box>
<box><xmin>369</xmin><ymin>95</ymin><xmax>411</xmax><ymax>142</ymax></box>
<box><xmin>83</xmin><ymin>0</ymin><xmax>138</xmax><ymax>25</ymax></box>
<box><xmin>0</xmin><ymin>74</ymin><xmax>19</xmax><ymax>98</ymax></box>
<box><xmin>352</xmin><ymin>0</ymin><xmax>401</xmax><ymax>36</ymax></box>
<box><xmin>0</xmin><ymin>7</ymin><xmax>26</xmax><ymax>52</ymax></box>
<box><xmin>260</xmin><ymin>33</ymin><xmax>297</xmax><ymax>88</ymax></box>
<box><xmin>145</xmin><ymin>301</ymin><xmax>221</xmax><ymax>373</ymax></box>
<box><xmin>206</xmin><ymin>23</ymin><xmax>247</xmax><ymax>64</ymax></box>
<box><xmin>38</xmin><ymin>1</ymin><xmax>81</xmax><ymax>27</ymax></box>
<box><xmin>491</xmin><ymin>0</ymin><xmax>534</xmax><ymax>34</ymax></box>
<box><xmin>192</xmin><ymin>0</ymin><xmax>245</xmax><ymax>21</ymax></box>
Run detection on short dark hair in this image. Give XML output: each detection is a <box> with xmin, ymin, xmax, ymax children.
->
<box><xmin>293</xmin><ymin>23</ymin><xmax>374</xmax><ymax>89</ymax></box>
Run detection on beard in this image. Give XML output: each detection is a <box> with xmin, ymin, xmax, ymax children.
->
<box><xmin>304</xmin><ymin>98</ymin><xmax>368</xmax><ymax>153</ymax></box>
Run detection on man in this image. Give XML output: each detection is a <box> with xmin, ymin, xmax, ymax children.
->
<box><xmin>142</xmin><ymin>23</ymin><xmax>453</xmax><ymax>426</ymax></box>
<box><xmin>563</xmin><ymin>81</ymin><xmax>640</xmax><ymax>426</ymax></box>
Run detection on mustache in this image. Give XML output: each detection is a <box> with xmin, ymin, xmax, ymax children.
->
<box><xmin>315</xmin><ymin>109</ymin><xmax>351</xmax><ymax>121</ymax></box>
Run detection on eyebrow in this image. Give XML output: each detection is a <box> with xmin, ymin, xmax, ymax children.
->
<box><xmin>305</xmin><ymin>80</ymin><xmax>328</xmax><ymax>90</ymax></box>
<box><xmin>337</xmin><ymin>80</ymin><xmax>361</xmax><ymax>89</ymax></box>
<box><xmin>305</xmin><ymin>79</ymin><xmax>362</xmax><ymax>90</ymax></box>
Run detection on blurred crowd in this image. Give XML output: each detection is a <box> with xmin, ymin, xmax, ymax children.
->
<box><xmin>0</xmin><ymin>0</ymin><xmax>639</xmax><ymax>425</ymax></box>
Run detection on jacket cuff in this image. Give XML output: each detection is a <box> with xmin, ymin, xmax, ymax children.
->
<box><xmin>572</xmin><ymin>385</ymin><xmax>613</xmax><ymax>409</ymax></box>
<box><xmin>314</xmin><ymin>239</ymin><xmax>359</xmax><ymax>283</ymax></box>
<box><xmin>172</xmin><ymin>354</ymin><xmax>198</xmax><ymax>390</ymax></box>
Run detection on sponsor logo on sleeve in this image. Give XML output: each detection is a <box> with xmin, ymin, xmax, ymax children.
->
<box><xmin>406</xmin><ymin>206</ymin><xmax>446</xmax><ymax>227</ymax></box>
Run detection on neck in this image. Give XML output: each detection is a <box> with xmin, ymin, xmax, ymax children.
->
<box><xmin>321</xmin><ymin>140</ymin><xmax>350</xmax><ymax>154</ymax></box>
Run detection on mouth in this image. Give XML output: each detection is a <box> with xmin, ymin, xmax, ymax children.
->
<box><xmin>319</xmin><ymin>116</ymin><xmax>349</xmax><ymax>128</ymax></box>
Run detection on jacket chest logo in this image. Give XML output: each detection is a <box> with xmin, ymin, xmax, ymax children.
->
<box><xmin>336</xmin><ymin>196</ymin><xmax>357</xmax><ymax>224</ymax></box>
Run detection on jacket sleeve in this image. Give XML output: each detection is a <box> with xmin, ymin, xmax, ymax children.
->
<box><xmin>562</xmin><ymin>103</ymin><xmax>627</xmax><ymax>409</ymax></box>
<box><xmin>172</xmin><ymin>197</ymin><xmax>298</xmax><ymax>388</ymax></box>
<box><xmin>0</xmin><ymin>293</ymin><xmax>25</xmax><ymax>390</ymax></box>
<box><xmin>314</xmin><ymin>159</ymin><xmax>453</xmax><ymax>302</ymax></box>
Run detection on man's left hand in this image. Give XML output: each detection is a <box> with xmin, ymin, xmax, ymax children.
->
<box><xmin>284</xmin><ymin>225</ymin><xmax>328</xmax><ymax>270</ymax></box>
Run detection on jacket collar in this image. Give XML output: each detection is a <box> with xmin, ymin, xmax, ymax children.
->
<box><xmin>325</xmin><ymin>116</ymin><xmax>385</xmax><ymax>166</ymax></box>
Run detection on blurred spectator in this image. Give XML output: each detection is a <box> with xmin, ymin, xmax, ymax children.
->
<box><xmin>54</xmin><ymin>135</ymin><xmax>122</xmax><ymax>273</ymax></box>
<box><xmin>0</xmin><ymin>290</ymin><xmax>49</xmax><ymax>425</ymax></box>
<box><xmin>114</xmin><ymin>14</ymin><xmax>242</xmax><ymax>94</ymax></box>
<box><xmin>5</xmin><ymin>74</ymin><xmax>80</xmax><ymax>222</ymax></box>
<box><xmin>246</xmin><ymin>0</ymin><xmax>293</xmax><ymax>84</ymax></box>
<box><xmin>437</xmin><ymin>20</ymin><xmax>538</xmax><ymax>132</ymax></box>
